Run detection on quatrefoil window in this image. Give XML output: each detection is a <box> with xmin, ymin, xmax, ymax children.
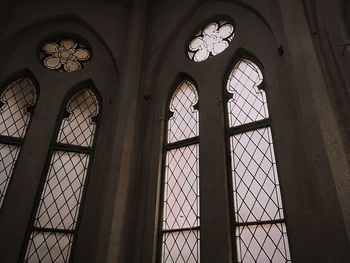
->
<box><xmin>39</xmin><ymin>38</ymin><xmax>92</xmax><ymax>73</ymax></box>
<box><xmin>188</xmin><ymin>20</ymin><xmax>235</xmax><ymax>62</ymax></box>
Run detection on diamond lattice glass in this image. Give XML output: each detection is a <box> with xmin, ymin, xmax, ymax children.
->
<box><xmin>226</xmin><ymin>58</ymin><xmax>291</xmax><ymax>262</ymax></box>
<box><xmin>168</xmin><ymin>81</ymin><xmax>198</xmax><ymax>143</ymax></box>
<box><xmin>230</xmin><ymin>128</ymin><xmax>284</xmax><ymax>223</ymax></box>
<box><xmin>163</xmin><ymin>145</ymin><xmax>199</xmax><ymax>230</ymax></box>
<box><xmin>24</xmin><ymin>88</ymin><xmax>99</xmax><ymax>262</ymax></box>
<box><xmin>24</xmin><ymin>231</ymin><xmax>73</xmax><ymax>263</ymax></box>
<box><xmin>0</xmin><ymin>143</ymin><xmax>20</xmax><ymax>208</ymax></box>
<box><xmin>161</xmin><ymin>79</ymin><xmax>200</xmax><ymax>263</ymax></box>
<box><xmin>57</xmin><ymin>89</ymin><xmax>98</xmax><ymax>147</ymax></box>
<box><xmin>162</xmin><ymin>230</ymin><xmax>200</xmax><ymax>263</ymax></box>
<box><xmin>0</xmin><ymin>77</ymin><xmax>37</xmax><ymax>138</ymax></box>
<box><xmin>34</xmin><ymin>151</ymin><xmax>89</xmax><ymax>230</ymax></box>
<box><xmin>227</xmin><ymin>59</ymin><xmax>268</xmax><ymax>127</ymax></box>
<box><xmin>236</xmin><ymin>223</ymin><xmax>291</xmax><ymax>263</ymax></box>
<box><xmin>0</xmin><ymin>76</ymin><xmax>37</xmax><ymax>210</ymax></box>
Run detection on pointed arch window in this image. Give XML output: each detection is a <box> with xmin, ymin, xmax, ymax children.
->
<box><xmin>0</xmin><ymin>75</ymin><xmax>38</xmax><ymax>209</ymax></box>
<box><xmin>159</xmin><ymin>80</ymin><xmax>200</xmax><ymax>263</ymax></box>
<box><xmin>23</xmin><ymin>87</ymin><xmax>100</xmax><ymax>262</ymax></box>
<box><xmin>225</xmin><ymin>59</ymin><xmax>291</xmax><ymax>262</ymax></box>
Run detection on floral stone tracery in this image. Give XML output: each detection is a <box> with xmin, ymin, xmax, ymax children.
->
<box><xmin>188</xmin><ymin>20</ymin><xmax>235</xmax><ymax>62</ymax></box>
<box><xmin>40</xmin><ymin>39</ymin><xmax>91</xmax><ymax>73</ymax></box>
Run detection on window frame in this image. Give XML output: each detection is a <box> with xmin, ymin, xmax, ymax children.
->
<box><xmin>20</xmin><ymin>81</ymin><xmax>102</xmax><ymax>262</ymax></box>
<box><xmin>157</xmin><ymin>75</ymin><xmax>200</xmax><ymax>263</ymax></box>
<box><xmin>223</xmin><ymin>51</ymin><xmax>291</xmax><ymax>262</ymax></box>
<box><xmin>0</xmin><ymin>70</ymin><xmax>39</xmax><ymax>210</ymax></box>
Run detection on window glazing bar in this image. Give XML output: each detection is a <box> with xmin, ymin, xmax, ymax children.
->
<box><xmin>162</xmin><ymin>226</ymin><xmax>200</xmax><ymax>234</ymax></box>
<box><xmin>54</xmin><ymin>143</ymin><xmax>92</xmax><ymax>154</ymax></box>
<box><xmin>228</xmin><ymin>118</ymin><xmax>271</xmax><ymax>135</ymax></box>
<box><xmin>0</xmin><ymin>135</ymin><xmax>23</xmax><ymax>145</ymax></box>
<box><xmin>165</xmin><ymin>136</ymin><xmax>199</xmax><ymax>150</ymax></box>
<box><xmin>32</xmin><ymin>227</ymin><xmax>75</xmax><ymax>234</ymax></box>
<box><xmin>234</xmin><ymin>219</ymin><xmax>285</xmax><ymax>227</ymax></box>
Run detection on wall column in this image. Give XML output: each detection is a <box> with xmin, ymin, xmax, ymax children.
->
<box><xmin>277</xmin><ymin>0</ymin><xmax>350</xmax><ymax>261</ymax></box>
<box><xmin>103</xmin><ymin>0</ymin><xmax>148</xmax><ymax>262</ymax></box>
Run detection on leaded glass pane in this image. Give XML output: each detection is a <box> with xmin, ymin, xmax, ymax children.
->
<box><xmin>0</xmin><ymin>77</ymin><xmax>37</xmax><ymax>138</ymax></box>
<box><xmin>227</xmin><ymin>59</ymin><xmax>269</xmax><ymax>127</ymax></box>
<box><xmin>230</xmin><ymin>128</ymin><xmax>284</xmax><ymax>223</ymax></box>
<box><xmin>188</xmin><ymin>21</ymin><xmax>235</xmax><ymax>62</ymax></box>
<box><xmin>39</xmin><ymin>38</ymin><xmax>91</xmax><ymax>73</ymax></box>
<box><xmin>57</xmin><ymin>89</ymin><xmax>99</xmax><ymax>147</ymax></box>
<box><xmin>163</xmin><ymin>144</ymin><xmax>199</xmax><ymax>230</ymax></box>
<box><xmin>0</xmin><ymin>143</ymin><xmax>20</xmax><ymax>208</ymax></box>
<box><xmin>34</xmin><ymin>151</ymin><xmax>89</xmax><ymax>230</ymax></box>
<box><xmin>168</xmin><ymin>81</ymin><xmax>198</xmax><ymax>143</ymax></box>
<box><xmin>24</xmin><ymin>231</ymin><xmax>73</xmax><ymax>263</ymax></box>
<box><xmin>162</xmin><ymin>230</ymin><xmax>200</xmax><ymax>263</ymax></box>
<box><xmin>236</xmin><ymin>223</ymin><xmax>291</xmax><ymax>263</ymax></box>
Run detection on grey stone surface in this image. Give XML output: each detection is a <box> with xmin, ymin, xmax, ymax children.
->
<box><xmin>0</xmin><ymin>0</ymin><xmax>349</xmax><ymax>262</ymax></box>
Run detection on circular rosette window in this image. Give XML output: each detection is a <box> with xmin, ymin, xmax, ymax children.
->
<box><xmin>188</xmin><ymin>20</ymin><xmax>235</xmax><ymax>62</ymax></box>
<box><xmin>39</xmin><ymin>38</ymin><xmax>92</xmax><ymax>73</ymax></box>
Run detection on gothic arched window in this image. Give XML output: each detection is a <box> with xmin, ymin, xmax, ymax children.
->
<box><xmin>23</xmin><ymin>87</ymin><xmax>100</xmax><ymax>262</ymax></box>
<box><xmin>159</xmin><ymin>80</ymin><xmax>200</xmax><ymax>263</ymax></box>
<box><xmin>0</xmin><ymin>75</ymin><xmax>38</xmax><ymax>209</ymax></box>
<box><xmin>225</xmin><ymin>59</ymin><xmax>291</xmax><ymax>262</ymax></box>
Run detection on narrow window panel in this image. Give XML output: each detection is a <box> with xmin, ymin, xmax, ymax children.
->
<box><xmin>34</xmin><ymin>151</ymin><xmax>89</xmax><ymax>230</ymax></box>
<box><xmin>57</xmin><ymin>89</ymin><xmax>99</xmax><ymax>147</ymax></box>
<box><xmin>226</xmin><ymin>58</ymin><xmax>292</xmax><ymax>261</ymax></box>
<box><xmin>162</xmin><ymin>230</ymin><xmax>199</xmax><ymax>263</ymax></box>
<box><xmin>236</xmin><ymin>223</ymin><xmax>291</xmax><ymax>263</ymax></box>
<box><xmin>24</xmin><ymin>231</ymin><xmax>73</xmax><ymax>263</ymax></box>
<box><xmin>0</xmin><ymin>77</ymin><xmax>37</xmax><ymax>138</ymax></box>
<box><xmin>227</xmin><ymin>59</ymin><xmax>268</xmax><ymax>127</ymax></box>
<box><xmin>0</xmin><ymin>76</ymin><xmax>37</xmax><ymax>210</ymax></box>
<box><xmin>230</xmin><ymin>128</ymin><xmax>284</xmax><ymax>223</ymax></box>
<box><xmin>168</xmin><ymin>81</ymin><xmax>198</xmax><ymax>143</ymax></box>
<box><xmin>160</xmin><ymin>79</ymin><xmax>200</xmax><ymax>263</ymax></box>
<box><xmin>163</xmin><ymin>144</ymin><xmax>199</xmax><ymax>230</ymax></box>
<box><xmin>23</xmin><ymin>88</ymin><xmax>99</xmax><ymax>262</ymax></box>
<box><xmin>0</xmin><ymin>143</ymin><xmax>20</xmax><ymax>207</ymax></box>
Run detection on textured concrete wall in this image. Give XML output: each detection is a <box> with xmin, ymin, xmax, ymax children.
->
<box><xmin>303</xmin><ymin>0</ymin><xmax>350</xmax><ymax>245</ymax></box>
<box><xmin>0</xmin><ymin>1</ymin><xmax>128</xmax><ymax>262</ymax></box>
<box><xmin>0</xmin><ymin>0</ymin><xmax>349</xmax><ymax>262</ymax></box>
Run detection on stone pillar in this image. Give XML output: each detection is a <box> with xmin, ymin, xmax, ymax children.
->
<box><xmin>103</xmin><ymin>0</ymin><xmax>148</xmax><ymax>262</ymax></box>
<box><xmin>277</xmin><ymin>0</ymin><xmax>350</xmax><ymax>261</ymax></box>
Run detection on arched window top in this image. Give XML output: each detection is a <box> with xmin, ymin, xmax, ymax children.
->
<box><xmin>188</xmin><ymin>20</ymin><xmax>235</xmax><ymax>62</ymax></box>
<box><xmin>227</xmin><ymin>58</ymin><xmax>268</xmax><ymax>127</ymax></box>
<box><xmin>168</xmin><ymin>80</ymin><xmax>199</xmax><ymax>143</ymax></box>
<box><xmin>57</xmin><ymin>88</ymin><xmax>99</xmax><ymax>147</ymax></box>
<box><xmin>0</xmin><ymin>76</ymin><xmax>37</xmax><ymax>138</ymax></box>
